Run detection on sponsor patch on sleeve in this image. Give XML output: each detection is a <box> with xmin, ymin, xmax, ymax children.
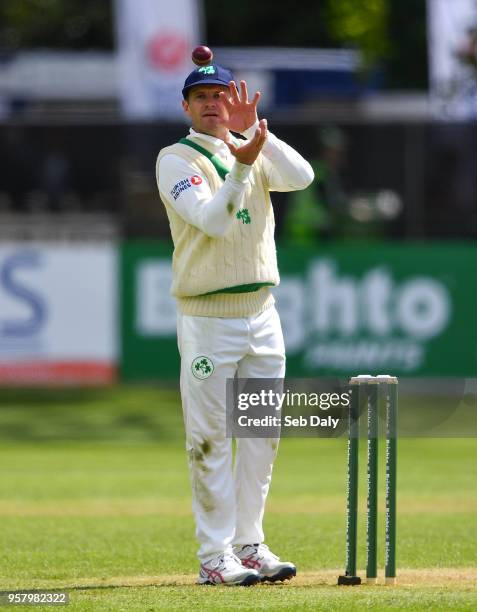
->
<box><xmin>170</xmin><ymin>175</ymin><xmax>203</xmax><ymax>200</ymax></box>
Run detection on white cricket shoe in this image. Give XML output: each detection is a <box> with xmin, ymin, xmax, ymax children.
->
<box><xmin>198</xmin><ymin>552</ymin><xmax>260</xmax><ymax>586</ymax></box>
<box><xmin>234</xmin><ymin>543</ymin><xmax>297</xmax><ymax>582</ymax></box>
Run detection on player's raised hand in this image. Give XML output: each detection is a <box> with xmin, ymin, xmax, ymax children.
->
<box><xmin>220</xmin><ymin>80</ymin><xmax>261</xmax><ymax>133</ymax></box>
<box><xmin>225</xmin><ymin>118</ymin><xmax>268</xmax><ymax>165</ymax></box>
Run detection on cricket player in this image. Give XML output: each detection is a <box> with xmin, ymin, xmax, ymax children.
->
<box><xmin>156</xmin><ymin>62</ymin><xmax>314</xmax><ymax>586</ymax></box>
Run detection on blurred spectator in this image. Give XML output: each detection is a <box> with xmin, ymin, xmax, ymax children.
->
<box><xmin>283</xmin><ymin>124</ymin><xmax>349</xmax><ymax>244</ymax></box>
<box><xmin>426</xmin><ymin>127</ymin><xmax>477</xmax><ymax>237</ymax></box>
<box><xmin>456</xmin><ymin>26</ymin><xmax>477</xmax><ymax>74</ymax></box>
<box><xmin>1</xmin><ymin>126</ymin><xmax>36</xmax><ymax>212</ymax></box>
<box><xmin>38</xmin><ymin>138</ymin><xmax>72</xmax><ymax>212</ymax></box>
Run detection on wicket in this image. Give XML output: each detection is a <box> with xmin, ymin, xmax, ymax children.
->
<box><xmin>338</xmin><ymin>374</ymin><xmax>398</xmax><ymax>586</ymax></box>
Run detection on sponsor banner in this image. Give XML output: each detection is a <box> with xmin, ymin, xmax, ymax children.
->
<box><xmin>121</xmin><ymin>242</ymin><xmax>477</xmax><ymax>380</ymax></box>
<box><xmin>0</xmin><ymin>244</ymin><xmax>117</xmax><ymax>385</ymax></box>
<box><xmin>276</xmin><ymin>243</ymin><xmax>477</xmax><ymax>376</ymax></box>
<box><xmin>121</xmin><ymin>242</ymin><xmax>178</xmax><ymax>380</ymax></box>
<box><xmin>427</xmin><ymin>0</ymin><xmax>477</xmax><ymax>118</ymax></box>
<box><xmin>115</xmin><ymin>0</ymin><xmax>202</xmax><ymax>119</ymax></box>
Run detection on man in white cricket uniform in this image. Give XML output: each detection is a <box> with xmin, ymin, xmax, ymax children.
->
<box><xmin>156</xmin><ymin>62</ymin><xmax>314</xmax><ymax>586</ymax></box>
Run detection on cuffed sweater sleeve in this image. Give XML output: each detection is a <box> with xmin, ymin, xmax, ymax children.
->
<box><xmin>158</xmin><ymin>154</ymin><xmax>252</xmax><ymax>238</ymax></box>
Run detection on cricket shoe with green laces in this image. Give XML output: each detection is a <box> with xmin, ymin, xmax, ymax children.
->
<box><xmin>234</xmin><ymin>543</ymin><xmax>297</xmax><ymax>582</ymax></box>
<box><xmin>198</xmin><ymin>552</ymin><xmax>260</xmax><ymax>586</ymax></box>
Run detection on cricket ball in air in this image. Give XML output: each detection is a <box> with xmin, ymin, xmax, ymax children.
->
<box><xmin>192</xmin><ymin>45</ymin><xmax>213</xmax><ymax>66</ymax></box>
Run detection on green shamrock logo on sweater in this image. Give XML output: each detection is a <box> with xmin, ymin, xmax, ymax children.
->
<box><xmin>236</xmin><ymin>208</ymin><xmax>251</xmax><ymax>224</ymax></box>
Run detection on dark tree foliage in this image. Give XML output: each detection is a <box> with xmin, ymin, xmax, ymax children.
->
<box><xmin>0</xmin><ymin>0</ymin><xmax>427</xmax><ymax>88</ymax></box>
<box><xmin>204</xmin><ymin>0</ymin><xmax>427</xmax><ymax>88</ymax></box>
<box><xmin>386</xmin><ymin>0</ymin><xmax>428</xmax><ymax>89</ymax></box>
<box><xmin>204</xmin><ymin>0</ymin><xmax>333</xmax><ymax>47</ymax></box>
<box><xmin>0</xmin><ymin>0</ymin><xmax>113</xmax><ymax>49</ymax></box>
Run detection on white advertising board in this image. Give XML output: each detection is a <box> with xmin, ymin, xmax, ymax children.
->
<box><xmin>427</xmin><ymin>0</ymin><xmax>477</xmax><ymax>118</ymax></box>
<box><xmin>115</xmin><ymin>0</ymin><xmax>202</xmax><ymax>119</ymax></box>
<box><xmin>0</xmin><ymin>244</ymin><xmax>117</xmax><ymax>385</ymax></box>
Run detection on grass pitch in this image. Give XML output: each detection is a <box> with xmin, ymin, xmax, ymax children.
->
<box><xmin>0</xmin><ymin>386</ymin><xmax>476</xmax><ymax>610</ymax></box>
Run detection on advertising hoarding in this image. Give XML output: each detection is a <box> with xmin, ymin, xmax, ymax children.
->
<box><xmin>0</xmin><ymin>244</ymin><xmax>118</xmax><ymax>384</ymax></box>
<box><xmin>121</xmin><ymin>242</ymin><xmax>477</xmax><ymax>380</ymax></box>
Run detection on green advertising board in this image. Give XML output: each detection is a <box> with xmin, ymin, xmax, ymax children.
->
<box><xmin>121</xmin><ymin>241</ymin><xmax>178</xmax><ymax>380</ymax></box>
<box><xmin>121</xmin><ymin>241</ymin><xmax>477</xmax><ymax>380</ymax></box>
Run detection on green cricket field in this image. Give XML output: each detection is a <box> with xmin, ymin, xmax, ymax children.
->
<box><xmin>0</xmin><ymin>386</ymin><xmax>476</xmax><ymax>610</ymax></box>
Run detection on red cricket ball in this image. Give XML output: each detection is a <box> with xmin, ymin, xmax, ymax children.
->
<box><xmin>192</xmin><ymin>45</ymin><xmax>213</xmax><ymax>66</ymax></box>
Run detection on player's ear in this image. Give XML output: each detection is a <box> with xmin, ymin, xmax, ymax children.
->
<box><xmin>182</xmin><ymin>99</ymin><xmax>190</xmax><ymax>116</ymax></box>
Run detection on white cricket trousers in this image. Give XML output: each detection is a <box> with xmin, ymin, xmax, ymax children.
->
<box><xmin>177</xmin><ymin>305</ymin><xmax>285</xmax><ymax>563</ymax></box>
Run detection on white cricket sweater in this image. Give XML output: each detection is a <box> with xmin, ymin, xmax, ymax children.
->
<box><xmin>156</xmin><ymin>123</ymin><xmax>314</xmax><ymax>317</ymax></box>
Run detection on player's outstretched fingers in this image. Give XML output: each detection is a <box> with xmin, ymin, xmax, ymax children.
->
<box><xmin>239</xmin><ymin>80</ymin><xmax>249</xmax><ymax>103</ymax></box>
<box><xmin>254</xmin><ymin>128</ymin><xmax>265</xmax><ymax>149</ymax></box>
<box><xmin>259</xmin><ymin>118</ymin><xmax>268</xmax><ymax>139</ymax></box>
<box><xmin>225</xmin><ymin>117</ymin><xmax>268</xmax><ymax>165</ymax></box>
<box><xmin>255</xmin><ymin>119</ymin><xmax>267</xmax><ymax>146</ymax></box>
<box><xmin>250</xmin><ymin>119</ymin><xmax>267</xmax><ymax>146</ymax></box>
<box><xmin>229</xmin><ymin>80</ymin><xmax>241</xmax><ymax>104</ymax></box>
